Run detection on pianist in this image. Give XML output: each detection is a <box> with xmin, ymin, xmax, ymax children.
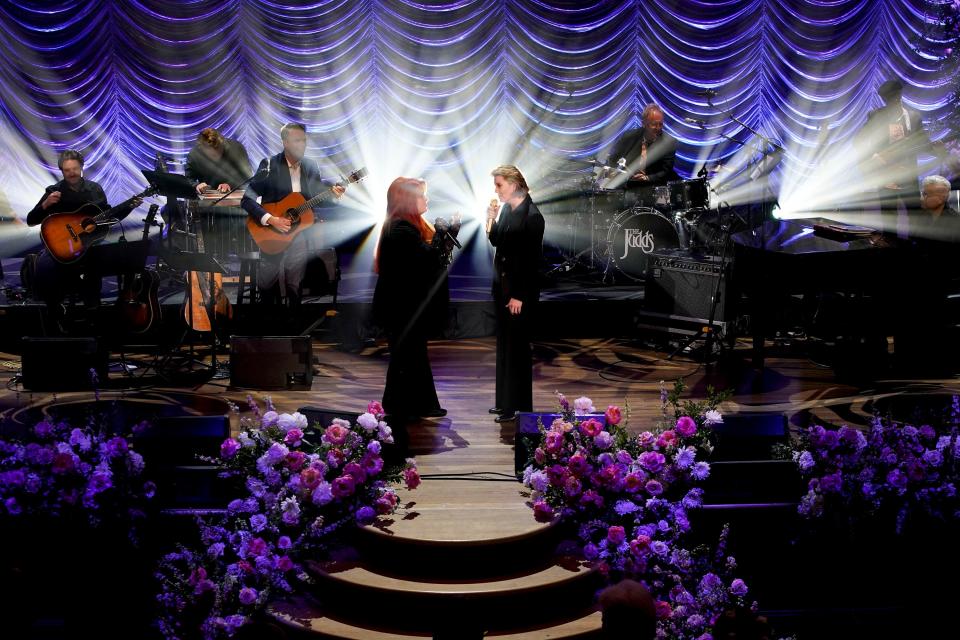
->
<box><xmin>185</xmin><ymin>127</ymin><xmax>253</xmax><ymax>195</ymax></box>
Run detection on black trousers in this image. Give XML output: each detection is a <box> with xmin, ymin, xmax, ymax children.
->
<box><xmin>495</xmin><ymin>295</ymin><xmax>536</xmax><ymax>414</ymax></box>
<box><xmin>382</xmin><ymin>322</ymin><xmax>440</xmax><ymax>418</ymax></box>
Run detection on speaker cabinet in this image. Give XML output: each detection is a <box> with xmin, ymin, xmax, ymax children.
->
<box><xmin>645</xmin><ymin>251</ymin><xmax>729</xmax><ymax>321</ymax></box>
<box><xmin>230</xmin><ymin>336</ymin><xmax>313</xmax><ymax>390</ymax></box>
<box><xmin>21</xmin><ymin>337</ymin><xmax>106</xmax><ymax>391</ymax></box>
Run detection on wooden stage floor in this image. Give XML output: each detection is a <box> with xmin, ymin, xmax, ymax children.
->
<box><xmin>2</xmin><ymin>335</ymin><xmax>957</xmax><ymax>542</ymax></box>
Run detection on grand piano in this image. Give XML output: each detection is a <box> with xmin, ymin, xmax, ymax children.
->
<box><xmin>730</xmin><ymin>218</ymin><xmax>895</xmax><ymax>371</ymax></box>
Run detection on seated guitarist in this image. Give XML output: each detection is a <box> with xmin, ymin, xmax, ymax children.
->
<box><xmin>241</xmin><ymin>123</ymin><xmax>344</xmax><ymax>308</ymax></box>
<box><xmin>26</xmin><ymin>149</ymin><xmax>140</xmax><ymax>332</ymax></box>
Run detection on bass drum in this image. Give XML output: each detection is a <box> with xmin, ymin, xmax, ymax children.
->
<box><xmin>606</xmin><ymin>208</ymin><xmax>680</xmax><ymax>282</ymax></box>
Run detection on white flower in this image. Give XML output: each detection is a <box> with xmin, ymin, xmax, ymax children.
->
<box><xmin>277</xmin><ymin>413</ymin><xmax>299</xmax><ymax>432</ymax></box>
<box><xmin>573</xmin><ymin>396</ymin><xmax>596</xmax><ymax>415</ymax></box>
<box><xmin>238</xmin><ymin>431</ymin><xmax>256</xmax><ymax>448</ymax></box>
<box><xmin>797</xmin><ymin>451</ymin><xmax>815</xmax><ymax>471</ymax></box>
<box><xmin>357</xmin><ymin>413</ymin><xmax>379</xmax><ymax>431</ymax></box>
<box><xmin>702</xmin><ymin>409</ymin><xmax>723</xmax><ymax>426</ymax></box>
<box><xmin>261</xmin><ymin>411</ymin><xmax>279</xmax><ymax>427</ymax></box>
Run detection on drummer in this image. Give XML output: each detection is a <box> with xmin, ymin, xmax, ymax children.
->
<box><xmin>606</xmin><ymin>103</ymin><xmax>679</xmax><ymax>196</ymax></box>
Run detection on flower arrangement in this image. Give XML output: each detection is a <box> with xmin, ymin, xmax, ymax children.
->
<box><xmin>788</xmin><ymin>400</ymin><xmax>960</xmax><ymax>535</ymax></box>
<box><xmin>155</xmin><ymin>398</ymin><xmax>419</xmax><ymax>640</ymax></box>
<box><xmin>0</xmin><ymin>416</ymin><xmax>154</xmax><ymax>537</ymax></box>
<box><xmin>521</xmin><ymin>383</ymin><xmax>755</xmax><ymax>639</ymax></box>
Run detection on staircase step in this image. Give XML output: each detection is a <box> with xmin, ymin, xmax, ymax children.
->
<box><xmin>271</xmin><ymin>594</ymin><xmax>602</xmax><ymax>639</ymax></box>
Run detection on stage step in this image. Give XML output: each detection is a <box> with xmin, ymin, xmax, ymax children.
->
<box><xmin>271</xmin><ymin>594</ymin><xmax>602</xmax><ymax>640</ymax></box>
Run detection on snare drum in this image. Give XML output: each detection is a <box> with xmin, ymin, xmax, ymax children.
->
<box><xmin>606</xmin><ymin>208</ymin><xmax>681</xmax><ymax>281</ymax></box>
<box><xmin>653</xmin><ymin>186</ymin><xmax>670</xmax><ymax>210</ymax></box>
<box><xmin>668</xmin><ymin>178</ymin><xmax>709</xmax><ymax>211</ymax></box>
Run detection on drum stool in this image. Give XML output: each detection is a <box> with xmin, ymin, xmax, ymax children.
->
<box><xmin>236</xmin><ymin>252</ymin><xmax>260</xmax><ymax>306</ymax></box>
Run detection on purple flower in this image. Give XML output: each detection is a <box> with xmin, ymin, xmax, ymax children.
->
<box><xmin>583</xmin><ymin>543</ymin><xmax>599</xmax><ymax>559</ymax></box>
<box><xmin>104</xmin><ymin>436</ymin><xmax>129</xmax><ymax>457</ymax></box>
<box><xmin>238</xmin><ymin>587</ymin><xmax>258</xmax><ymax>606</ymax></box>
<box><xmin>675</xmin><ymin>416</ymin><xmax>697</xmax><ymax>438</ymax></box>
<box><xmin>355</xmin><ymin>506</ymin><xmax>376</xmax><ymax>524</ymax></box>
<box><xmin>886</xmin><ymin>468</ymin><xmax>908</xmax><ymax>490</ymax></box>
<box><xmin>923</xmin><ymin>449</ymin><xmax>943</xmax><ymax>467</ymax></box>
<box><xmin>819</xmin><ymin>472</ymin><xmax>842</xmax><ymax>493</ymax></box>
<box><xmin>4</xmin><ymin>497</ymin><xmax>20</xmax><ymax>515</ymax></box>
<box><xmin>249</xmin><ymin>514</ymin><xmax>268</xmax><ymax>532</ymax></box>
<box><xmin>284</xmin><ymin>429</ymin><xmax>304</xmax><ymax>447</ymax></box>
<box><xmin>220</xmin><ymin>438</ymin><xmax>240</xmax><ymax>459</ymax></box>
<box><xmin>639</xmin><ymin>451</ymin><xmax>666</xmax><ymax>473</ymax></box>
<box><xmin>277</xmin><ymin>536</ymin><xmax>292</xmax><ymax>550</ymax></box>
<box><xmin>690</xmin><ymin>462</ymin><xmax>710</xmax><ymax>481</ymax></box>
<box><xmin>594</xmin><ymin>431</ymin><xmax>613</xmax><ymax>450</ymax></box>
<box><xmin>533</xmin><ymin>500</ymin><xmax>554</xmax><ymax>522</ymax></box>
<box><xmin>730</xmin><ymin>578</ymin><xmax>749</xmax><ymax>596</ymax></box>
<box><xmin>607</xmin><ymin>526</ymin><xmax>626</xmax><ymax>545</ymax></box>
<box><xmin>33</xmin><ymin>421</ymin><xmax>54</xmax><ymax>439</ymax></box>
<box><xmin>645</xmin><ymin>480</ymin><xmax>664</xmax><ymax>496</ymax></box>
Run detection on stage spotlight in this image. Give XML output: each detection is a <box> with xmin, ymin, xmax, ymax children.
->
<box><xmin>771</xmin><ymin>204</ymin><xmax>782</xmax><ymax>219</ymax></box>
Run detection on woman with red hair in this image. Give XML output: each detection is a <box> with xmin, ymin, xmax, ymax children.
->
<box><xmin>373</xmin><ymin>177</ymin><xmax>456</xmax><ymax>423</ymax></box>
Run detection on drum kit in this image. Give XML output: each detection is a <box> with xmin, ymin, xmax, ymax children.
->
<box><xmin>566</xmin><ymin>160</ymin><xmax>720</xmax><ymax>283</ymax></box>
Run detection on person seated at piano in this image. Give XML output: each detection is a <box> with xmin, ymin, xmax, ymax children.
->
<box><xmin>606</xmin><ymin>103</ymin><xmax>679</xmax><ymax>197</ymax></box>
<box><xmin>240</xmin><ymin>123</ymin><xmax>344</xmax><ymax>309</ymax></box>
<box><xmin>894</xmin><ymin>175</ymin><xmax>960</xmax><ymax>375</ymax></box>
<box><xmin>26</xmin><ymin>149</ymin><xmax>141</xmax><ymax>332</ymax></box>
<box><xmin>185</xmin><ymin>127</ymin><xmax>253</xmax><ymax>195</ymax></box>
<box><xmin>854</xmin><ymin>79</ymin><xmax>929</xmax><ymax>225</ymax></box>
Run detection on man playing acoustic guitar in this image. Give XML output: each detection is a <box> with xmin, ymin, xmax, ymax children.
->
<box><xmin>26</xmin><ymin>149</ymin><xmax>141</xmax><ymax>332</ymax></box>
<box><xmin>241</xmin><ymin>123</ymin><xmax>345</xmax><ymax>308</ymax></box>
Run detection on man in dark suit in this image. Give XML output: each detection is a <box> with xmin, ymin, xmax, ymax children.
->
<box><xmin>855</xmin><ymin>79</ymin><xmax>928</xmax><ymax>226</ymax></box>
<box><xmin>241</xmin><ymin>123</ymin><xmax>343</xmax><ymax>307</ymax></box>
<box><xmin>607</xmin><ymin>103</ymin><xmax>679</xmax><ymax>192</ymax></box>
<box><xmin>486</xmin><ymin>165</ymin><xmax>545</xmax><ymax>423</ymax></box>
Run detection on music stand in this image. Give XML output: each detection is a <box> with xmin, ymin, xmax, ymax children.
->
<box><xmin>142</xmin><ymin>170</ymin><xmax>198</xmax><ymax>200</ymax></box>
<box><xmin>85</xmin><ymin>239</ymin><xmax>150</xmax><ymax>276</ymax></box>
<box><xmin>159</xmin><ymin>248</ymin><xmax>228</xmax><ymax>378</ymax></box>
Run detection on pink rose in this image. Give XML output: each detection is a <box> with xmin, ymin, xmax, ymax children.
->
<box><xmin>300</xmin><ymin>467</ymin><xmax>321</xmax><ymax>490</ymax></box>
<box><xmin>404</xmin><ymin>467</ymin><xmax>421</xmax><ymax>490</ymax></box>
<box><xmin>367</xmin><ymin>401</ymin><xmax>385</xmax><ymax>417</ymax></box>
<box><xmin>579</xmin><ymin>418</ymin><xmax>603</xmax><ymax>438</ymax></box>
<box><xmin>605</xmin><ymin>405</ymin><xmax>622</xmax><ymax>425</ymax></box>
<box><xmin>656</xmin><ymin>430</ymin><xmax>678</xmax><ymax>449</ymax></box>
<box><xmin>675</xmin><ymin>416</ymin><xmax>697</xmax><ymax>438</ymax></box>
<box><xmin>284</xmin><ymin>428</ymin><xmax>304</xmax><ymax>447</ymax></box>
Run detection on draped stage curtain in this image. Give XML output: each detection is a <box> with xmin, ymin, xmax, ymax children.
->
<box><xmin>0</xmin><ymin>0</ymin><xmax>952</xmax><ymax>233</ymax></box>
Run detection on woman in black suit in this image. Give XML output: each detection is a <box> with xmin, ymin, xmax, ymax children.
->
<box><xmin>373</xmin><ymin>177</ymin><xmax>457</xmax><ymax>421</ymax></box>
<box><xmin>486</xmin><ymin>165</ymin><xmax>545</xmax><ymax>423</ymax></box>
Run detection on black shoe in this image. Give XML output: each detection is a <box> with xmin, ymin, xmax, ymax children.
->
<box><xmin>421</xmin><ymin>407</ymin><xmax>448</xmax><ymax>418</ymax></box>
<box><xmin>488</xmin><ymin>407</ymin><xmax>503</xmax><ymax>415</ymax></box>
<box><xmin>494</xmin><ymin>411</ymin><xmax>516</xmax><ymax>423</ymax></box>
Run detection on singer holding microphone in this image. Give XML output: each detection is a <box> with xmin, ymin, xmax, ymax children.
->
<box><xmin>373</xmin><ymin>177</ymin><xmax>460</xmax><ymax>427</ymax></box>
<box><xmin>487</xmin><ymin>165</ymin><xmax>545</xmax><ymax>423</ymax></box>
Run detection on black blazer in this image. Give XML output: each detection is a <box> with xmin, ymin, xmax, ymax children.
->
<box><xmin>373</xmin><ymin>220</ymin><xmax>448</xmax><ymax>335</ymax></box>
<box><xmin>241</xmin><ymin>152</ymin><xmax>331</xmax><ymax>222</ymax></box>
<box><xmin>185</xmin><ymin>138</ymin><xmax>252</xmax><ymax>189</ymax></box>
<box><xmin>608</xmin><ymin>129</ymin><xmax>679</xmax><ymax>187</ymax></box>
<box><xmin>489</xmin><ymin>195</ymin><xmax>545</xmax><ymax>304</ymax></box>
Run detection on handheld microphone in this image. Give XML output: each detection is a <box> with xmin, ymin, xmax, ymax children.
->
<box><xmin>684</xmin><ymin>117</ymin><xmax>707</xmax><ymax>126</ymax></box>
<box><xmin>435</xmin><ymin>217</ymin><xmax>462</xmax><ymax>249</ymax></box>
<box><xmin>486</xmin><ymin>199</ymin><xmax>498</xmax><ymax>234</ymax></box>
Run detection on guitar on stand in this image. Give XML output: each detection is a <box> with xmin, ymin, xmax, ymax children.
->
<box><xmin>246</xmin><ymin>167</ymin><xmax>368</xmax><ymax>254</ymax></box>
<box><xmin>115</xmin><ymin>204</ymin><xmax>163</xmax><ymax>334</ymax></box>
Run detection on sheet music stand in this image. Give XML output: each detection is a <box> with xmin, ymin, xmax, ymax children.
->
<box><xmin>142</xmin><ymin>170</ymin><xmax>198</xmax><ymax>200</ymax></box>
<box><xmin>85</xmin><ymin>239</ymin><xmax>150</xmax><ymax>276</ymax></box>
<box><xmin>159</xmin><ymin>248</ymin><xmax>228</xmax><ymax>378</ymax></box>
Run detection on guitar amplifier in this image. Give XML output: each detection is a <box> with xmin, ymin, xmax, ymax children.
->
<box><xmin>644</xmin><ymin>251</ymin><xmax>730</xmax><ymax>322</ymax></box>
<box><xmin>229</xmin><ymin>336</ymin><xmax>313</xmax><ymax>390</ymax></box>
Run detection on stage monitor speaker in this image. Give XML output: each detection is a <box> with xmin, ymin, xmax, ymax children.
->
<box><xmin>645</xmin><ymin>252</ymin><xmax>729</xmax><ymax>322</ymax></box>
<box><xmin>230</xmin><ymin>335</ymin><xmax>313</xmax><ymax>390</ymax></box>
<box><xmin>21</xmin><ymin>337</ymin><xmax>106</xmax><ymax>391</ymax></box>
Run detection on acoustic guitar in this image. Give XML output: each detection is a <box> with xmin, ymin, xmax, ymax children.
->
<box><xmin>246</xmin><ymin>167</ymin><xmax>368</xmax><ymax>254</ymax></box>
<box><xmin>40</xmin><ymin>185</ymin><xmax>157</xmax><ymax>263</ymax></box>
<box><xmin>115</xmin><ymin>204</ymin><xmax>162</xmax><ymax>334</ymax></box>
